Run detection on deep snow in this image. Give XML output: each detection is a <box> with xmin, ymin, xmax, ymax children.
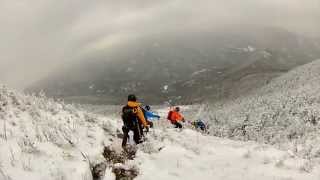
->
<box><xmin>135</xmin><ymin>129</ymin><xmax>320</xmax><ymax>180</ymax></box>
<box><xmin>1</xmin><ymin>85</ymin><xmax>320</xmax><ymax>180</ymax></box>
<box><xmin>0</xmin><ymin>86</ymin><xmax>120</xmax><ymax>180</ymax></box>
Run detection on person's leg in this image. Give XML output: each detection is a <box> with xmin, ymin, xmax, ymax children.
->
<box><xmin>122</xmin><ymin>126</ymin><xmax>129</xmax><ymax>147</ymax></box>
<box><xmin>177</xmin><ymin>122</ymin><xmax>183</xmax><ymax>128</ymax></box>
<box><xmin>174</xmin><ymin>122</ymin><xmax>182</xmax><ymax>128</ymax></box>
<box><xmin>133</xmin><ymin>126</ymin><xmax>142</xmax><ymax>144</ymax></box>
<box><xmin>138</xmin><ymin>123</ymin><xmax>144</xmax><ymax>138</ymax></box>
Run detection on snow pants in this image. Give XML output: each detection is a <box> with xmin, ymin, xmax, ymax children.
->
<box><xmin>122</xmin><ymin>125</ymin><xmax>141</xmax><ymax>147</ymax></box>
<box><xmin>172</xmin><ymin>121</ymin><xmax>183</xmax><ymax>129</ymax></box>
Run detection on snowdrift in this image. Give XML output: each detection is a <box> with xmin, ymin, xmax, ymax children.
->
<box><xmin>205</xmin><ymin>59</ymin><xmax>320</xmax><ymax>158</ymax></box>
<box><xmin>0</xmin><ymin>86</ymin><xmax>119</xmax><ymax>180</ymax></box>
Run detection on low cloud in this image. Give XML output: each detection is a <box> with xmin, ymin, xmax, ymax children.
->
<box><xmin>0</xmin><ymin>0</ymin><xmax>319</xmax><ymax>89</ymax></box>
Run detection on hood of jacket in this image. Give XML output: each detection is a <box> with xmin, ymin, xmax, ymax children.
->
<box><xmin>128</xmin><ymin>101</ymin><xmax>141</xmax><ymax>108</ymax></box>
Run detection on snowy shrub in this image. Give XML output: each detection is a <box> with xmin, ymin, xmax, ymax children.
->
<box><xmin>103</xmin><ymin>146</ymin><xmax>125</xmax><ymax>164</ymax></box>
<box><xmin>0</xmin><ymin>85</ymin><xmax>118</xmax><ymax>179</ymax></box>
<box><xmin>112</xmin><ymin>163</ymin><xmax>139</xmax><ymax>180</ymax></box>
<box><xmin>203</xmin><ymin>59</ymin><xmax>320</xmax><ymax>159</ymax></box>
<box><xmin>17</xmin><ymin>136</ymin><xmax>39</xmax><ymax>154</ymax></box>
<box><xmin>92</xmin><ymin>162</ymin><xmax>107</xmax><ymax>180</ymax></box>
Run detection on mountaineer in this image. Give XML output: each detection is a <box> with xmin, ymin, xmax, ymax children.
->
<box><xmin>121</xmin><ymin>94</ymin><xmax>149</xmax><ymax>148</ymax></box>
<box><xmin>167</xmin><ymin>106</ymin><xmax>185</xmax><ymax>128</ymax></box>
<box><xmin>142</xmin><ymin>105</ymin><xmax>160</xmax><ymax>128</ymax></box>
<box><xmin>190</xmin><ymin>119</ymin><xmax>207</xmax><ymax>132</ymax></box>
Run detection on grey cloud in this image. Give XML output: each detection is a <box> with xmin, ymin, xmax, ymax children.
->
<box><xmin>0</xmin><ymin>0</ymin><xmax>319</xmax><ymax>89</ymax></box>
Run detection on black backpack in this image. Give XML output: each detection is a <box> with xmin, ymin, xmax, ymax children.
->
<box><xmin>122</xmin><ymin>105</ymin><xmax>139</xmax><ymax>129</ymax></box>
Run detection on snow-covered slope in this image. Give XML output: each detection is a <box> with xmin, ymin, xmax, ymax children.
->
<box><xmin>1</xmin><ymin>85</ymin><xmax>320</xmax><ymax>179</ymax></box>
<box><xmin>204</xmin><ymin>59</ymin><xmax>320</xmax><ymax>158</ymax></box>
<box><xmin>136</xmin><ymin>129</ymin><xmax>320</xmax><ymax>180</ymax></box>
<box><xmin>0</xmin><ymin>86</ymin><xmax>120</xmax><ymax>180</ymax></box>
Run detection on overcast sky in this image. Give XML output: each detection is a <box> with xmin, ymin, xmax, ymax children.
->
<box><xmin>0</xmin><ymin>0</ymin><xmax>319</xmax><ymax>89</ymax></box>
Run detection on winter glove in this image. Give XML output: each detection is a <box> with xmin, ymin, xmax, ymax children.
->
<box><xmin>149</xmin><ymin>121</ymin><xmax>154</xmax><ymax>128</ymax></box>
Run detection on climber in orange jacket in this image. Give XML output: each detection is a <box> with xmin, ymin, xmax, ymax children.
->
<box><xmin>121</xmin><ymin>94</ymin><xmax>148</xmax><ymax>147</ymax></box>
<box><xmin>167</xmin><ymin>106</ymin><xmax>185</xmax><ymax>128</ymax></box>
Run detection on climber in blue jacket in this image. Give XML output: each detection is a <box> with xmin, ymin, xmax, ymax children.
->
<box><xmin>142</xmin><ymin>105</ymin><xmax>160</xmax><ymax>128</ymax></box>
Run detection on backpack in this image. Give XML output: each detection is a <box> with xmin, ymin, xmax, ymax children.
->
<box><xmin>167</xmin><ymin>111</ymin><xmax>173</xmax><ymax>121</ymax></box>
<box><xmin>122</xmin><ymin>105</ymin><xmax>139</xmax><ymax>129</ymax></box>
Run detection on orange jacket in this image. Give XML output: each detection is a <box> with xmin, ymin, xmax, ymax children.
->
<box><xmin>170</xmin><ymin>111</ymin><xmax>184</xmax><ymax>122</ymax></box>
<box><xmin>127</xmin><ymin>101</ymin><xmax>148</xmax><ymax>127</ymax></box>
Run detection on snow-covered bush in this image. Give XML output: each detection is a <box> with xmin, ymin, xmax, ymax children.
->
<box><xmin>203</xmin><ymin>59</ymin><xmax>320</xmax><ymax>159</ymax></box>
<box><xmin>0</xmin><ymin>85</ymin><xmax>119</xmax><ymax>180</ymax></box>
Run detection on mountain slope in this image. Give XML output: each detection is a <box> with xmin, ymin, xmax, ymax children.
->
<box><xmin>136</xmin><ymin>129</ymin><xmax>320</xmax><ymax>180</ymax></box>
<box><xmin>26</xmin><ymin>27</ymin><xmax>320</xmax><ymax>104</ymax></box>
<box><xmin>1</xmin><ymin>85</ymin><xmax>320</xmax><ymax>179</ymax></box>
<box><xmin>204</xmin><ymin>59</ymin><xmax>320</xmax><ymax>158</ymax></box>
<box><xmin>0</xmin><ymin>86</ymin><xmax>119</xmax><ymax>180</ymax></box>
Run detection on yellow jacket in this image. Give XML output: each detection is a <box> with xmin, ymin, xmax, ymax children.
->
<box><xmin>127</xmin><ymin>101</ymin><xmax>148</xmax><ymax>127</ymax></box>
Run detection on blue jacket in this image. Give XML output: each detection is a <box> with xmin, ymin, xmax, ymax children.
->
<box><xmin>144</xmin><ymin>111</ymin><xmax>160</xmax><ymax>121</ymax></box>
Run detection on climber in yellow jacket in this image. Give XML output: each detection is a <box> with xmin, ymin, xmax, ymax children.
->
<box><xmin>121</xmin><ymin>94</ymin><xmax>148</xmax><ymax>147</ymax></box>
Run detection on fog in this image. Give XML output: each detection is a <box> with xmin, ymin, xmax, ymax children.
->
<box><xmin>0</xmin><ymin>0</ymin><xmax>319</xmax><ymax>89</ymax></box>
